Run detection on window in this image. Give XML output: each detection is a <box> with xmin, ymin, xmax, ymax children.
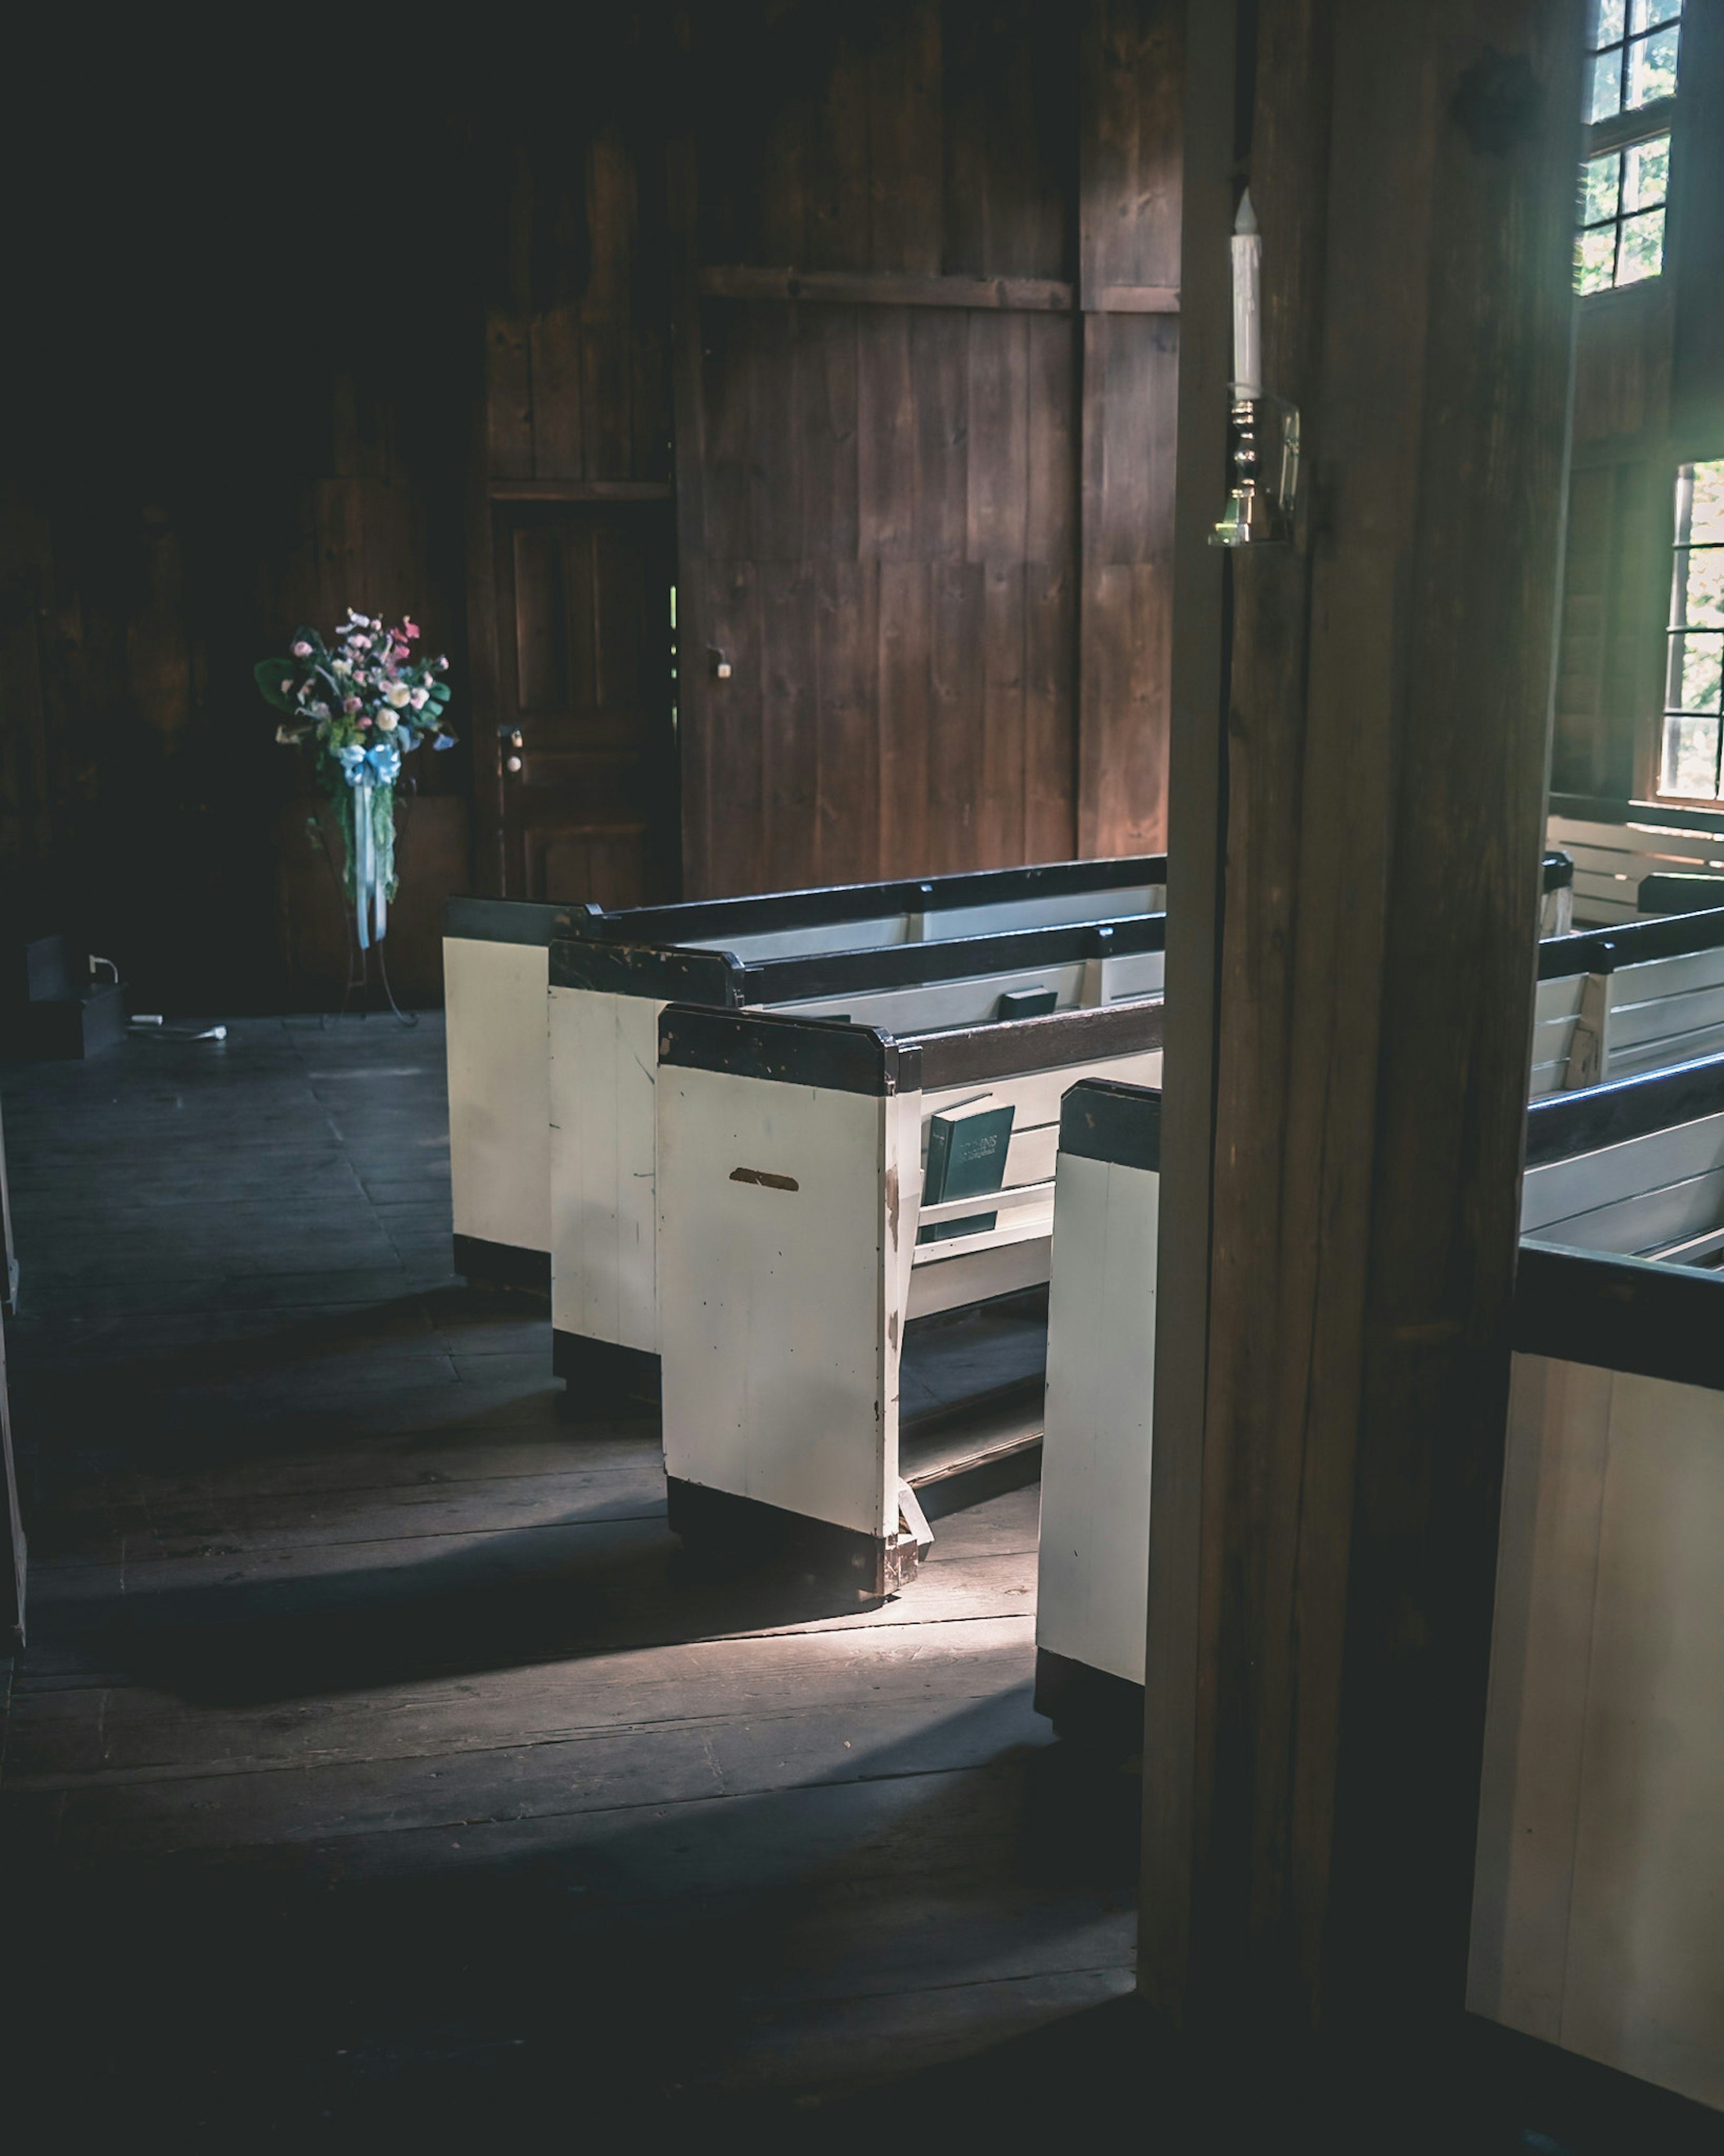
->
<box><xmin>1574</xmin><ymin>0</ymin><xmax>1681</xmax><ymax>295</ymax></box>
<box><xmin>1660</xmin><ymin>462</ymin><xmax>1724</xmax><ymax>799</ymax></box>
<box><xmin>1584</xmin><ymin>0</ymin><xmax>1682</xmax><ymax>123</ymax></box>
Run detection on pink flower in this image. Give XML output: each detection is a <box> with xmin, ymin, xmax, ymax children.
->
<box><xmin>290</xmin><ymin>639</ymin><xmax>312</xmax><ymax>658</ymax></box>
<box><xmin>402</xmin><ymin>619</ymin><xmax>419</xmax><ymax>639</ymax></box>
<box><xmin>358</xmin><ymin>715</ymin><xmax>372</xmax><ymax>728</ymax></box>
<box><xmin>343</xmin><ymin>696</ymin><xmax>361</xmax><ymax>714</ymax></box>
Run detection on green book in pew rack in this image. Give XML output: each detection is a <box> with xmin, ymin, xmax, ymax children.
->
<box><xmin>918</xmin><ymin>1099</ymin><xmax>1016</xmax><ymax>1244</ymax></box>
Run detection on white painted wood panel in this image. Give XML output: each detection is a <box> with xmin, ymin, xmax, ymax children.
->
<box><xmin>1470</xmin><ymin>1354</ymin><xmax>1724</xmax><ymax>2112</ymax></box>
<box><xmin>443</xmin><ymin>936</ymin><xmax>551</xmax><ymax>1256</ymax></box>
<box><xmin>1036</xmin><ymin>1151</ymin><xmax>1159</xmax><ymax>1687</ymax></box>
<box><xmin>774</xmin><ymin>950</ymin><xmax>1164</xmax><ymax>1034</ymax></box>
<box><xmin>548</xmin><ymin>986</ymin><xmax>664</xmax><ymax>1351</ymax></box>
<box><xmin>658</xmin><ymin>1067</ymin><xmax>900</xmax><ymax>1539</ymax></box>
<box><xmin>921</xmin><ymin>1049</ymin><xmax>1163</xmax><ymax>1128</ymax></box>
<box><xmin>1521</xmin><ymin>1111</ymin><xmax>1724</xmax><ymax>1234</ymax></box>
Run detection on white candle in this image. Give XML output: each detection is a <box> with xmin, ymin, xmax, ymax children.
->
<box><xmin>1231</xmin><ymin>188</ymin><xmax>1262</xmax><ymax>401</ymax></box>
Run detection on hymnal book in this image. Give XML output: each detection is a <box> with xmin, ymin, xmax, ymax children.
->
<box><xmin>918</xmin><ymin>1099</ymin><xmax>1016</xmax><ymax>1244</ymax></box>
<box><xmin>995</xmin><ymin>987</ymin><xmax>1056</xmax><ymax>1021</ymax></box>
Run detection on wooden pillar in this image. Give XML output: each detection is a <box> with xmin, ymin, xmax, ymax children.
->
<box><xmin>1144</xmin><ymin>0</ymin><xmax>1581</xmax><ymax>2063</ymax></box>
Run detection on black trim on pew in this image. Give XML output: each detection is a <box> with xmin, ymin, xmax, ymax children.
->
<box><xmin>1056</xmin><ymin>1076</ymin><xmax>1163</xmax><ymax>1170</ymax></box>
<box><xmin>1541</xmin><ymin>850</ymin><xmax>1573</xmax><ymax>892</ymax></box>
<box><xmin>443</xmin><ymin>897</ymin><xmax>581</xmax><ymax>946</ymax></box>
<box><xmin>1525</xmin><ymin>1052</ymin><xmax>1724</xmax><ymax>1166</ymax></box>
<box><xmin>451</xmin><ymin>1234</ymin><xmax>551</xmax><ymax>1293</ymax></box>
<box><xmin>1515</xmin><ymin>1242</ymin><xmax>1724</xmax><ymax>1392</ymax></box>
<box><xmin>1535</xmin><ymin>906</ymin><xmax>1724</xmax><ymax>980</ymax></box>
<box><xmin>657</xmin><ymin>1008</ymin><xmax>920</xmax><ymax>1095</ymax></box>
<box><xmin>553</xmin><ymin>912</ymin><xmax>1166</xmax><ymax>1002</ymax></box>
<box><xmin>568</xmin><ymin>853</ymin><xmax>1168</xmax><ymax>944</ymax></box>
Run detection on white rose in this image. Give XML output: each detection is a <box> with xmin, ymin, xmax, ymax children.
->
<box><xmin>409</xmin><ymin>687</ymin><xmax>428</xmax><ymax>709</ymax></box>
<box><xmin>376</xmin><ymin>710</ymin><xmax>399</xmax><ymax>731</ymax></box>
<box><xmin>332</xmin><ymin>659</ymin><xmax>352</xmax><ymax>677</ymax></box>
<box><xmin>385</xmin><ymin>682</ymin><xmax>412</xmax><ymax>708</ymax></box>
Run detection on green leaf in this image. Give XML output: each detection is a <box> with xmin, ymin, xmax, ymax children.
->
<box><xmin>255</xmin><ymin>658</ymin><xmax>299</xmax><ymax>713</ymax></box>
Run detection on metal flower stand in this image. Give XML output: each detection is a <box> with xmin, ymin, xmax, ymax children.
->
<box><xmin>315</xmin><ymin>785</ymin><xmax>418</xmax><ymax>1030</ymax></box>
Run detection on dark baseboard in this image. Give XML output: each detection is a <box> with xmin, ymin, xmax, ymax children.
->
<box><xmin>451</xmin><ymin>1235</ymin><xmax>550</xmax><ymax>1295</ymax></box>
<box><xmin>665</xmin><ymin>1476</ymin><xmax>918</xmax><ymax>1601</ymax></box>
<box><xmin>1033</xmin><ymin>1645</ymin><xmax>1144</xmax><ymax>1753</ymax></box>
<box><xmin>553</xmin><ymin>1329</ymin><xmax>662</xmax><ymax>1411</ymax></box>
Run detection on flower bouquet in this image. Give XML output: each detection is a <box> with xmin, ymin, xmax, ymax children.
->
<box><xmin>256</xmin><ymin>612</ymin><xmax>455</xmax><ymax>948</ymax></box>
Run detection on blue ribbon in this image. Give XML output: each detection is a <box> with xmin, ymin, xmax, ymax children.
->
<box><xmin>335</xmin><ymin>741</ymin><xmax>400</xmax><ymax>948</ymax></box>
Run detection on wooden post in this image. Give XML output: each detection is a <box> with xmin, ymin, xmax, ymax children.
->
<box><xmin>1144</xmin><ymin>0</ymin><xmax>1581</xmax><ymax>2066</ymax></box>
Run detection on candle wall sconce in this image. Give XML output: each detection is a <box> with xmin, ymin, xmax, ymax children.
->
<box><xmin>1209</xmin><ymin>187</ymin><xmax>1299</xmax><ymax>548</ymax></box>
<box><xmin>1211</xmin><ymin>395</ymin><xmax>1300</xmax><ymax>548</ymax></box>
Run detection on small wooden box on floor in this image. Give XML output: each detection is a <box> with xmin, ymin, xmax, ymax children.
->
<box><xmin>441</xmin><ymin>856</ymin><xmax>1165</xmax><ymax>1294</ymax></box>
<box><xmin>657</xmin><ymin>1001</ymin><xmax>1163</xmax><ymax>1600</ymax></box>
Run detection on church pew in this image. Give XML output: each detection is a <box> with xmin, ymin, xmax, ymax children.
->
<box><xmin>655</xmin><ymin>1000</ymin><xmax>1164</xmax><ymax>1600</ymax></box>
<box><xmin>548</xmin><ymin>912</ymin><xmax>1165</xmax><ymax>1395</ymax></box>
<box><xmin>1469</xmin><ymin>1054</ymin><xmax>1724</xmax><ymax>2114</ymax></box>
<box><xmin>1531</xmin><ymin>904</ymin><xmax>1724</xmax><ymax>1094</ymax></box>
<box><xmin>441</xmin><ymin>857</ymin><xmax>1165</xmax><ymax>1287</ymax></box>
<box><xmin>1546</xmin><ymin>792</ymin><xmax>1724</xmax><ymax>927</ymax></box>
<box><xmin>1537</xmin><ymin>848</ymin><xmax>1573</xmax><ymax>938</ymax></box>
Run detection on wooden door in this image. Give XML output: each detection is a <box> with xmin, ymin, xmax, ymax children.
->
<box><xmin>488</xmin><ymin>502</ymin><xmax>677</xmax><ymax>904</ymax></box>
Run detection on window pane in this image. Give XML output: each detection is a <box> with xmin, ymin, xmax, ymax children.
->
<box><xmin>1627</xmin><ymin>21</ymin><xmax>1681</xmax><ymax>104</ymax></box>
<box><xmin>1683</xmin><ymin>552</ymin><xmax>1724</xmax><ymax>631</ymax></box>
<box><xmin>1690</xmin><ymin>462</ymin><xmax>1724</xmax><ymax>545</ymax></box>
<box><xmin>1671</xmin><ymin>633</ymin><xmax>1724</xmax><ymax>713</ymax></box>
<box><xmin>1617</xmin><ymin>207</ymin><xmax>1665</xmax><ymax>283</ymax></box>
<box><xmin>1575</xmin><ymin>225</ymin><xmax>1617</xmax><ymax>293</ymax></box>
<box><xmin>1586</xmin><ymin>46</ymin><xmax>1623</xmax><ymax>119</ymax></box>
<box><xmin>1662</xmin><ymin>714</ymin><xmax>1719</xmax><ymax>796</ymax></box>
<box><xmin>1591</xmin><ymin>0</ymin><xmax>1627</xmax><ymax>42</ymax></box>
<box><xmin>1579</xmin><ymin>150</ymin><xmax>1622</xmax><ymax>225</ymax></box>
<box><xmin>1623</xmin><ymin>134</ymin><xmax>1670</xmax><ymax>211</ymax></box>
<box><xmin>1629</xmin><ymin>0</ymin><xmax>1680</xmax><ymax>31</ymax></box>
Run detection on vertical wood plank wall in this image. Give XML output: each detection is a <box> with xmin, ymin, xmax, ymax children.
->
<box><xmin>668</xmin><ymin>0</ymin><xmax>1182</xmax><ymax>899</ymax></box>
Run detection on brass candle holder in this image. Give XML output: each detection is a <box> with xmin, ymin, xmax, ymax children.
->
<box><xmin>1211</xmin><ymin>395</ymin><xmax>1300</xmax><ymax>547</ymax></box>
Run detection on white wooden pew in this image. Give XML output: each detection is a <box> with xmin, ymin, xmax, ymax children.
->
<box><xmin>1532</xmin><ymin>906</ymin><xmax>1724</xmax><ymax>1094</ymax></box>
<box><xmin>549</xmin><ymin>913</ymin><xmax>1166</xmax><ymax>1397</ymax></box>
<box><xmin>441</xmin><ymin>859</ymin><xmax>1165</xmax><ymax>1287</ymax></box>
<box><xmin>655</xmin><ymin>1000</ymin><xmax>1164</xmax><ymax>1599</ymax></box>
<box><xmin>1469</xmin><ymin>1056</ymin><xmax>1724</xmax><ymax>2114</ymax></box>
<box><xmin>1546</xmin><ymin>793</ymin><xmax>1724</xmax><ymax>926</ymax></box>
<box><xmin>1537</xmin><ymin>849</ymin><xmax>1573</xmax><ymax>939</ymax></box>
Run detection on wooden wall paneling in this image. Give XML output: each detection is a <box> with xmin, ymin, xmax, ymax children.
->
<box><xmin>930</xmin><ymin>560</ymin><xmax>988</xmax><ymax>870</ymax></box>
<box><xmin>817</xmin><ymin>556</ymin><xmax>880</xmax><ymax>882</ymax></box>
<box><xmin>911</xmin><ymin>308</ymin><xmax>970</xmax><ymax>563</ymax></box>
<box><xmin>529</xmin><ymin>308</ymin><xmax>586</xmax><ymax>480</ymax></box>
<box><xmin>868</xmin><ymin>0</ymin><xmax>942</xmax><ymax>273</ymax></box>
<box><xmin>1144</xmin><ymin>0</ymin><xmax>1580</xmax><ymax>2064</ymax></box>
<box><xmin>857</xmin><ymin>306</ymin><xmax>917</xmax><ymax>558</ymax></box>
<box><xmin>697</xmin><ymin>560</ymin><xmax>764</xmax><ymax>897</ymax></box>
<box><xmin>877</xmin><ymin>558</ymin><xmax>933</xmax><ymax>877</ymax></box>
<box><xmin>1076</xmin><ymin>0</ymin><xmax>1184</xmax><ymax>859</ymax></box>
<box><xmin>1668</xmin><ymin>0</ymin><xmax>1724</xmax><ymax>460</ymax></box>
<box><xmin>798</xmin><ymin>305</ymin><xmax>860</xmax><ymax>564</ymax></box>
<box><xmin>761</xmin><ymin>560</ymin><xmax>820</xmax><ymax>891</ymax></box>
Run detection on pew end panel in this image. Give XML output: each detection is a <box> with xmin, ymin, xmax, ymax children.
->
<box><xmin>656</xmin><ymin>1012</ymin><xmax>918</xmax><ymax>1600</ymax></box>
<box><xmin>1471</xmin><ymin>1069</ymin><xmax>1724</xmax><ymax>2110</ymax></box>
<box><xmin>655</xmin><ymin>1002</ymin><xmax>1163</xmax><ymax>1598</ymax></box>
<box><xmin>443</xmin><ymin>903</ymin><xmax>567</xmax><ymax>1286</ymax></box>
<box><xmin>1034</xmin><ymin>1080</ymin><xmax>1161</xmax><ymax>1735</ymax></box>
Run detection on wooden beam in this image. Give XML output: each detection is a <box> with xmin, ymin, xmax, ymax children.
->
<box><xmin>697</xmin><ymin>265</ymin><xmax>1076</xmax><ymax>313</ymax></box>
<box><xmin>486</xmin><ymin>481</ymin><xmax>672</xmax><ymax>503</ymax></box>
<box><xmin>1144</xmin><ymin>0</ymin><xmax>1582</xmax><ymax>2068</ymax></box>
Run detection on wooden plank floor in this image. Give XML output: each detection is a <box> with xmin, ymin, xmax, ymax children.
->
<box><xmin>0</xmin><ymin>1015</ymin><xmax>1143</xmax><ymax>2139</ymax></box>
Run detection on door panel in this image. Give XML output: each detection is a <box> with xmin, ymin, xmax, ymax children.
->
<box><xmin>491</xmin><ymin>503</ymin><xmax>676</xmax><ymax>903</ymax></box>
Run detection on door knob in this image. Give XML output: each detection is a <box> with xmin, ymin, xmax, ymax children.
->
<box><xmin>505</xmin><ymin>754</ymin><xmax>523</xmax><ymax>775</ymax></box>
